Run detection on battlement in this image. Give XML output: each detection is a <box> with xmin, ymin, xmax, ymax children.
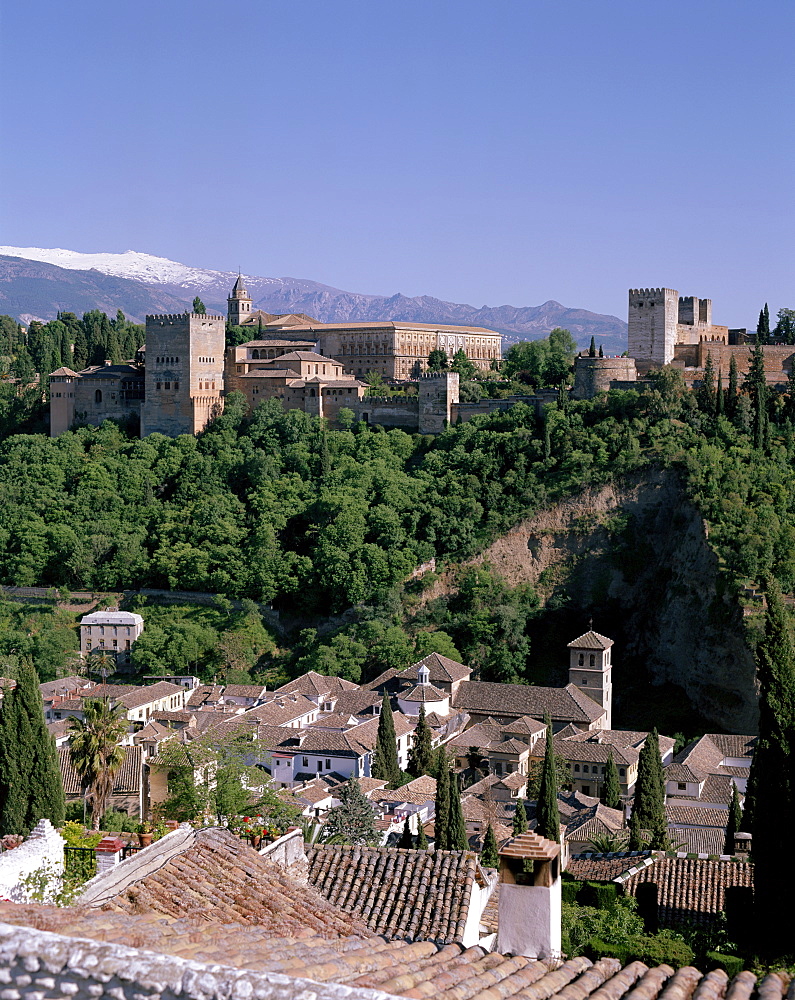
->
<box><xmin>417</xmin><ymin>371</ymin><xmax>458</xmax><ymax>380</ymax></box>
<box><xmin>629</xmin><ymin>288</ymin><xmax>677</xmax><ymax>298</ymax></box>
<box><xmin>145</xmin><ymin>313</ymin><xmax>225</xmax><ymax>323</ymax></box>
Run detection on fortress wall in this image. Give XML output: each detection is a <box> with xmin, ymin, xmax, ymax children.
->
<box><xmin>572</xmin><ymin>356</ymin><xmax>637</xmax><ymax>399</ymax></box>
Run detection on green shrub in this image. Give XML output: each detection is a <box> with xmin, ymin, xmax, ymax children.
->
<box><xmin>586</xmin><ymin>933</ymin><xmax>695</xmax><ymax>968</ymax></box>
<box><xmin>706</xmin><ymin>953</ymin><xmax>745</xmax><ymax>978</ymax></box>
<box><xmin>562</xmin><ymin>879</ymin><xmax>582</xmax><ymax>904</ymax></box>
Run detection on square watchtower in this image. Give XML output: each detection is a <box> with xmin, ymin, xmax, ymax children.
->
<box><xmin>141</xmin><ymin>312</ymin><xmax>225</xmax><ymax>436</ymax></box>
<box><xmin>567</xmin><ymin>629</ymin><xmax>613</xmax><ymax>729</ymax></box>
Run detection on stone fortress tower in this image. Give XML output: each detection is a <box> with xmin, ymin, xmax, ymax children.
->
<box><xmin>140</xmin><ymin>312</ymin><xmax>226</xmax><ymax>436</ymax></box>
<box><xmin>628</xmin><ymin>287</ymin><xmax>728</xmax><ymax>373</ymax></box>
<box><xmin>567</xmin><ymin>630</ymin><xmax>613</xmax><ymax>729</ymax></box>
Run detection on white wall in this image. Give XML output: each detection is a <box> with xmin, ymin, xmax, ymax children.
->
<box><xmin>0</xmin><ymin>820</ymin><xmax>65</xmax><ymax>903</ymax></box>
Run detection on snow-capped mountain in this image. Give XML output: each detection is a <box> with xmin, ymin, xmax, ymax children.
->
<box><xmin>0</xmin><ymin>246</ymin><xmax>628</xmax><ymax>351</ymax></box>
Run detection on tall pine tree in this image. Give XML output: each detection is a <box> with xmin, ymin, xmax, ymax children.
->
<box><xmin>588</xmin><ymin>337</ymin><xmax>596</xmax><ymax>358</ymax></box>
<box><xmin>727</xmin><ymin>354</ymin><xmax>739</xmax><ymax>416</ymax></box>
<box><xmin>748</xmin><ymin>579</ymin><xmax>795</xmax><ymax>956</ymax></box>
<box><xmin>372</xmin><ymin>693</ymin><xmax>400</xmax><ymax>787</ymax></box>
<box><xmin>323</xmin><ymin>777</ymin><xmax>380</xmax><ymax>846</ymax></box>
<box><xmin>407</xmin><ymin>704</ymin><xmax>434</xmax><ymax>777</ymax></box>
<box><xmin>536</xmin><ymin>718</ymin><xmax>560</xmax><ymax>842</ymax></box>
<box><xmin>601</xmin><ymin>750</ymin><xmax>622</xmax><ymax>809</ymax></box>
<box><xmin>629</xmin><ymin>729</ymin><xmax>666</xmax><ymax>850</ymax></box>
<box><xmin>698</xmin><ymin>352</ymin><xmax>715</xmax><ymax>414</ymax></box>
<box><xmin>0</xmin><ymin>661</ymin><xmax>65</xmax><ymax>834</ymax></box>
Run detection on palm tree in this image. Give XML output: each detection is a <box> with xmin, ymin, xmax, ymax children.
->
<box><xmin>68</xmin><ymin>698</ymin><xmax>129</xmax><ymax>829</ymax></box>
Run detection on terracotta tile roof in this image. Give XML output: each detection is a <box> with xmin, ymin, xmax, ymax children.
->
<box><xmin>40</xmin><ymin>675</ymin><xmax>87</xmax><ymax>699</ymax></box>
<box><xmin>1</xmin><ymin>904</ymin><xmax>787</xmax><ymax>1000</ymax></box>
<box><xmin>91</xmin><ymin>827</ymin><xmax>369</xmax><ymax>938</ymax></box>
<box><xmin>567</xmin><ymin>630</ymin><xmax>614</xmax><ymax>649</ymax></box>
<box><xmin>222</xmin><ymin>684</ymin><xmax>267</xmax><ymax>699</ymax></box>
<box><xmin>243</xmin><ymin>693</ymin><xmax>318</xmax><ymax>726</ymax></box>
<box><xmin>453</xmin><ymin>681</ymin><xmax>605</xmax><ymax>724</ymax></box>
<box><xmin>186</xmin><ymin>684</ymin><xmax>224</xmax><ymax>708</ymax></box>
<box><xmin>667</xmin><ymin>805</ymin><xmax>729</xmax><ymax>827</ymax></box>
<box><xmin>307</xmin><ymin>844</ymin><xmax>495</xmax><ymax>943</ymax></box>
<box><xmin>46</xmin><ymin>718</ymin><xmax>71</xmax><ymax>738</ymax></box>
<box><xmin>376</xmin><ymin>774</ymin><xmax>437</xmax><ymax>804</ymax></box>
<box><xmin>352</xmin><ymin>712</ymin><xmax>415</xmax><ymax>749</ymax></box>
<box><xmin>671</xmin><ymin>773</ymin><xmax>736</xmax><ymax>806</ymax></box>
<box><xmin>562</xmin><ymin>728</ymin><xmax>677</xmax><ymax>757</ymax></box>
<box><xmin>118</xmin><ymin>681</ymin><xmax>185</xmax><ymax>710</ymax></box>
<box><xmin>566</xmin><ymin>852</ymin><xmax>654</xmax><ymax>881</ymax></box>
<box><xmin>703</xmin><ymin>733</ymin><xmax>756</xmax><ymax>759</ymax></box>
<box><xmin>412</xmin><ymin>652</ymin><xmax>472</xmax><ymax>682</ymax></box>
<box><xmin>58</xmin><ymin>745</ymin><xmax>141</xmax><ymax>796</ymax></box>
<box><xmin>152</xmin><ymin>709</ymin><xmax>195</xmax><ymax>724</ymax></box>
<box><xmin>133</xmin><ymin>720</ymin><xmax>173</xmax><ymax>741</ymax></box>
<box><xmin>400</xmin><ymin>682</ymin><xmax>448</xmax><ymax>703</ymax></box>
<box><xmin>447</xmin><ymin>718</ymin><xmax>506</xmax><ymax>750</ymax></box>
<box><xmin>275</xmin><ymin>671</ymin><xmax>358</xmax><ymax>699</ymax></box>
<box><xmin>354</xmin><ymin>776</ymin><xmax>389</xmax><ymax>795</ymax></box>
<box><xmin>503</xmin><ymin>715</ymin><xmax>547</xmax><ymax>736</ymax></box>
<box><xmin>332</xmin><ymin>689</ymin><xmax>382</xmax><ymax>716</ymax></box>
<box><xmin>309</xmin><ymin>712</ymin><xmax>357</xmax><ymax>729</ymax></box>
<box><xmin>566</xmin><ymin>803</ymin><xmax>625</xmax><ymax>841</ymax></box>
<box><xmin>624</xmin><ymin>856</ymin><xmax>754</xmax><ymax>928</ymax></box>
<box><xmin>669</xmin><ymin>827</ymin><xmax>726</xmax><ymax>856</ymax></box>
<box><xmin>491</xmin><ymin>737</ymin><xmax>531</xmax><ymax>755</ymax></box>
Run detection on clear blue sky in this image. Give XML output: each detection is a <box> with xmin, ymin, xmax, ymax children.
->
<box><xmin>1</xmin><ymin>0</ymin><xmax>792</xmax><ymax>325</ymax></box>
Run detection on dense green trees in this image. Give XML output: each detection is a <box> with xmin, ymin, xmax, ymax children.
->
<box><xmin>628</xmin><ymin>729</ymin><xmax>667</xmax><ymax>850</ymax></box>
<box><xmin>0</xmin><ymin>660</ymin><xmax>65</xmax><ymax>834</ymax></box>
<box><xmin>501</xmin><ymin>328</ymin><xmax>577</xmax><ymax>389</ymax></box>
<box><xmin>68</xmin><ymin>698</ymin><xmax>128</xmax><ymax>830</ymax></box>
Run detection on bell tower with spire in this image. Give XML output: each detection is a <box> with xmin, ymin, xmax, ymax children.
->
<box><xmin>567</xmin><ymin>629</ymin><xmax>613</xmax><ymax>729</ymax></box>
<box><xmin>227</xmin><ymin>274</ymin><xmax>252</xmax><ymax>327</ymax></box>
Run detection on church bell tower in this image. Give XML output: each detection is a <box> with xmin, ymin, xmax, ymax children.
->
<box><xmin>227</xmin><ymin>274</ymin><xmax>252</xmax><ymax>327</ymax></box>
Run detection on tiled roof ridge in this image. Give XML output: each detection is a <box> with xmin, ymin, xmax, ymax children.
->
<box><xmin>567</xmin><ymin>630</ymin><xmax>614</xmax><ymax>649</ymax></box>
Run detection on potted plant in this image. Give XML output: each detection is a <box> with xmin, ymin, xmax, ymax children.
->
<box><xmin>241</xmin><ymin>815</ymin><xmax>268</xmax><ymax>848</ymax></box>
<box><xmin>1</xmin><ymin>834</ymin><xmax>23</xmax><ymax>851</ymax></box>
<box><xmin>136</xmin><ymin>821</ymin><xmax>154</xmax><ymax>847</ymax></box>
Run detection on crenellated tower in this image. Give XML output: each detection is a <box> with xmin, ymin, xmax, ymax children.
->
<box><xmin>141</xmin><ymin>312</ymin><xmax>225</xmax><ymax>436</ymax></box>
<box><xmin>628</xmin><ymin>287</ymin><xmax>679</xmax><ymax>370</ymax></box>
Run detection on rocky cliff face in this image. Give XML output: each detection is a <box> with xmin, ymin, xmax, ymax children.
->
<box><xmin>423</xmin><ymin>468</ymin><xmax>758</xmax><ymax>733</ymax></box>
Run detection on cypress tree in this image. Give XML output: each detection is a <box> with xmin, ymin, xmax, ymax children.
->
<box><xmin>629</xmin><ymin>729</ymin><xmax>666</xmax><ymax>850</ymax></box>
<box><xmin>536</xmin><ymin>718</ymin><xmax>560</xmax><ymax>842</ymax></box>
<box><xmin>407</xmin><ymin>703</ymin><xmax>434</xmax><ymax>777</ymax></box>
<box><xmin>481</xmin><ymin>823</ymin><xmax>499</xmax><ymax>867</ymax></box>
<box><xmin>447</xmin><ymin>769</ymin><xmax>468</xmax><ymax>850</ymax></box>
<box><xmin>433</xmin><ymin>747</ymin><xmax>450</xmax><ymax>850</ymax></box>
<box><xmin>416</xmin><ymin>821</ymin><xmax>429</xmax><ymax>850</ymax></box>
<box><xmin>598</xmin><ymin>344</ymin><xmax>604</xmax><ymax>358</ymax></box>
<box><xmin>715</xmin><ymin>370</ymin><xmax>724</xmax><ymax>417</ymax></box>
<box><xmin>698</xmin><ymin>352</ymin><xmax>715</xmax><ymax>414</ymax></box>
<box><xmin>0</xmin><ymin>661</ymin><xmax>64</xmax><ymax>834</ymax></box>
<box><xmin>513</xmin><ymin>796</ymin><xmax>528</xmax><ymax>836</ymax></box>
<box><xmin>601</xmin><ymin>750</ymin><xmax>622</xmax><ymax>809</ymax></box>
<box><xmin>588</xmin><ymin>337</ymin><xmax>596</xmax><ymax>358</ymax></box>
<box><xmin>398</xmin><ymin>814</ymin><xmax>414</xmax><ymax>848</ymax></box>
<box><xmin>372</xmin><ymin>693</ymin><xmax>400</xmax><ymax>787</ymax></box>
<box><xmin>724</xmin><ymin>783</ymin><xmax>743</xmax><ymax>856</ymax></box>
<box><xmin>749</xmin><ymin>580</ymin><xmax>795</xmax><ymax>956</ymax></box>
<box><xmin>727</xmin><ymin>354</ymin><xmax>739</xmax><ymax>415</ymax></box>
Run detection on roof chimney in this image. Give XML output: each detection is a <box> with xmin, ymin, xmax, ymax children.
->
<box><xmin>497</xmin><ymin>831</ymin><xmax>561</xmax><ymax>959</ymax></box>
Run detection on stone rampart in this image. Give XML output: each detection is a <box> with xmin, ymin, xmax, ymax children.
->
<box><xmin>572</xmin><ymin>357</ymin><xmax>637</xmax><ymax>399</ymax></box>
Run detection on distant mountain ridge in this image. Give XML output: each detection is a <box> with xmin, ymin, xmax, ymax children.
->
<box><xmin>0</xmin><ymin>247</ymin><xmax>628</xmax><ymax>353</ymax></box>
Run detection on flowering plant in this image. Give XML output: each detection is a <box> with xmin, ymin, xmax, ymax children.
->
<box><xmin>238</xmin><ymin>815</ymin><xmax>279</xmax><ymax>839</ymax></box>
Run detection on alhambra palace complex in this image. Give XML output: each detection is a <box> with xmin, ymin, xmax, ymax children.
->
<box><xmin>49</xmin><ymin>277</ymin><xmax>794</xmax><ymax>436</ymax></box>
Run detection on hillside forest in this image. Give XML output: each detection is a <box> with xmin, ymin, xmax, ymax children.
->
<box><xmin>0</xmin><ymin>329</ymin><xmax>792</xmax><ymax>732</ymax></box>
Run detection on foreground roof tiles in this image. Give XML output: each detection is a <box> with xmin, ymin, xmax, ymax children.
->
<box><xmin>306</xmin><ymin>844</ymin><xmax>494</xmax><ymax>944</ymax></box>
<box><xmin>4</xmin><ymin>907</ymin><xmax>784</xmax><ymax>1000</ymax></box>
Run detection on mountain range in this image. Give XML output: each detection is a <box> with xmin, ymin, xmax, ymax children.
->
<box><xmin>0</xmin><ymin>247</ymin><xmax>628</xmax><ymax>353</ymax></box>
